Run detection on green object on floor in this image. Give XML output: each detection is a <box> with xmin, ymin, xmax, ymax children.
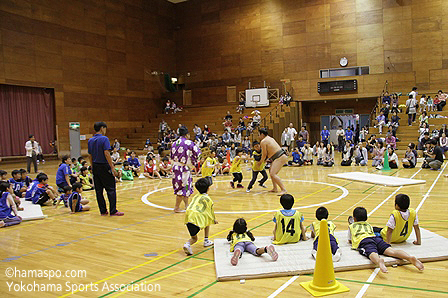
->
<box><xmin>382</xmin><ymin>150</ymin><xmax>391</xmax><ymax>171</ymax></box>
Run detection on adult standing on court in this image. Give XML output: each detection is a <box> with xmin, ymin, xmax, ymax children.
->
<box><xmin>299</xmin><ymin>125</ymin><xmax>309</xmax><ymax>142</ymax></box>
<box><xmin>286</xmin><ymin>123</ymin><xmax>297</xmax><ymax>150</ymax></box>
<box><xmin>171</xmin><ymin>126</ymin><xmax>201</xmax><ymax>213</ymax></box>
<box><xmin>259</xmin><ymin>128</ymin><xmax>288</xmax><ymax>195</ymax></box>
<box><xmin>88</xmin><ymin>122</ymin><xmax>124</xmax><ymax>216</ymax></box>
<box><xmin>25</xmin><ymin>135</ymin><xmax>39</xmax><ymax>173</ymax></box>
<box><xmin>321</xmin><ymin>125</ymin><xmax>330</xmax><ymax>146</ymax></box>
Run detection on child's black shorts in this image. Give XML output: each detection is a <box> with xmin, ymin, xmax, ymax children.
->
<box><xmin>36</xmin><ymin>192</ymin><xmax>50</xmax><ymax>206</ymax></box>
<box><xmin>186</xmin><ymin>222</ymin><xmax>200</xmax><ymax>237</ymax></box>
<box><xmin>358</xmin><ymin>236</ymin><xmax>391</xmax><ymax>257</ymax></box>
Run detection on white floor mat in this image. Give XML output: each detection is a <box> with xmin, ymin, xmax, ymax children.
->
<box><xmin>328</xmin><ymin>172</ymin><xmax>426</xmax><ymax>186</ymax></box>
<box><xmin>214</xmin><ymin>228</ymin><xmax>447</xmax><ymax>281</ymax></box>
<box><xmin>17</xmin><ymin>198</ymin><xmax>46</xmax><ymax>221</ymax></box>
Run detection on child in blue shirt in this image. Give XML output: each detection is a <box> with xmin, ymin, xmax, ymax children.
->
<box><xmin>9</xmin><ymin>170</ymin><xmax>25</xmax><ymax>198</ymax></box>
<box><xmin>31</xmin><ymin>174</ymin><xmax>58</xmax><ymax>206</ymax></box>
<box><xmin>19</xmin><ymin>169</ymin><xmax>32</xmax><ymax>187</ymax></box>
<box><xmin>289</xmin><ymin>148</ymin><xmax>304</xmax><ymax>166</ymax></box>
<box><xmin>127</xmin><ymin>151</ymin><xmax>141</xmax><ymax>176</ymax></box>
<box><xmin>69</xmin><ymin>183</ymin><xmax>90</xmax><ymax>213</ymax></box>
<box><xmin>54</xmin><ymin>185</ymin><xmax>71</xmax><ymax>208</ymax></box>
<box><xmin>0</xmin><ymin>181</ymin><xmax>22</xmax><ymax>228</ymax></box>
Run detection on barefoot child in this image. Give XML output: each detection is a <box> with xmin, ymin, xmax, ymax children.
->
<box><xmin>0</xmin><ymin>181</ymin><xmax>22</xmax><ymax>228</ymax></box>
<box><xmin>273</xmin><ymin>194</ymin><xmax>307</xmax><ymax>244</ymax></box>
<box><xmin>348</xmin><ymin>207</ymin><xmax>424</xmax><ymax>273</ymax></box>
<box><xmin>183</xmin><ymin>178</ymin><xmax>217</xmax><ymax>255</ymax></box>
<box><xmin>374</xmin><ymin>194</ymin><xmax>422</xmax><ymax>245</ymax></box>
<box><xmin>230</xmin><ymin>148</ymin><xmax>249</xmax><ymax>189</ymax></box>
<box><xmin>227</xmin><ymin>218</ymin><xmax>278</xmax><ymax>266</ymax></box>
<box><xmin>310</xmin><ymin>207</ymin><xmax>341</xmax><ymax>261</ymax></box>
<box><xmin>69</xmin><ymin>183</ymin><xmax>90</xmax><ymax>213</ymax></box>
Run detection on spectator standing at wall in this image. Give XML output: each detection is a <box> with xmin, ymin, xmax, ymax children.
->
<box><xmin>25</xmin><ymin>135</ymin><xmax>39</xmax><ymax>174</ymax></box>
<box><xmin>320</xmin><ymin>125</ymin><xmax>330</xmax><ymax>146</ymax></box>
<box><xmin>286</xmin><ymin>123</ymin><xmax>297</xmax><ymax>150</ymax></box>
<box><xmin>345</xmin><ymin>126</ymin><xmax>354</xmax><ymax>143</ymax></box>
<box><xmin>299</xmin><ymin>126</ymin><xmax>309</xmax><ymax>142</ymax></box>
<box><xmin>336</xmin><ymin>125</ymin><xmax>345</xmax><ymax>152</ymax></box>
<box><xmin>281</xmin><ymin>128</ymin><xmax>291</xmax><ymax>150</ymax></box>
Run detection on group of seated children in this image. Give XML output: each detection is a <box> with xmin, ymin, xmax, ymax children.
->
<box><xmin>183</xmin><ymin>182</ymin><xmax>424</xmax><ymax>272</ymax></box>
<box><xmin>56</xmin><ymin>156</ymin><xmax>94</xmax><ymax>192</ymax></box>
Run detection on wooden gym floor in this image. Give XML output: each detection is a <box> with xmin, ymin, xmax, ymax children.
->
<box><xmin>1</xmin><ymin>159</ymin><xmax>447</xmax><ymax>297</ymax></box>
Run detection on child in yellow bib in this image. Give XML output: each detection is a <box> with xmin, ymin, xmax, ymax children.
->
<box><xmin>183</xmin><ymin>178</ymin><xmax>218</xmax><ymax>255</ymax></box>
<box><xmin>201</xmin><ymin>150</ymin><xmax>218</xmax><ymax>186</ymax></box>
<box><xmin>230</xmin><ymin>148</ymin><xmax>249</xmax><ymax>189</ymax></box>
<box><xmin>310</xmin><ymin>207</ymin><xmax>341</xmax><ymax>261</ymax></box>
<box><xmin>227</xmin><ymin>218</ymin><xmax>278</xmax><ymax>266</ymax></box>
<box><xmin>246</xmin><ymin>141</ymin><xmax>268</xmax><ymax>192</ymax></box>
<box><xmin>348</xmin><ymin>207</ymin><xmax>424</xmax><ymax>273</ymax></box>
<box><xmin>373</xmin><ymin>194</ymin><xmax>421</xmax><ymax>245</ymax></box>
<box><xmin>272</xmin><ymin>194</ymin><xmax>307</xmax><ymax>244</ymax></box>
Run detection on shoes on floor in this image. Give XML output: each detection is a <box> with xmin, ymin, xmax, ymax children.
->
<box><xmin>203</xmin><ymin>239</ymin><xmax>214</xmax><ymax>247</ymax></box>
<box><xmin>183</xmin><ymin>243</ymin><xmax>193</xmax><ymax>255</ymax></box>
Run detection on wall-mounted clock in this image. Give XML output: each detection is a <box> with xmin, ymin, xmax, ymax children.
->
<box><xmin>340</xmin><ymin>57</ymin><xmax>348</xmax><ymax>67</ymax></box>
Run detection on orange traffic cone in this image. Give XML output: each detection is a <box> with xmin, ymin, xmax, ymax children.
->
<box><xmin>300</xmin><ymin>219</ymin><xmax>349</xmax><ymax>296</ymax></box>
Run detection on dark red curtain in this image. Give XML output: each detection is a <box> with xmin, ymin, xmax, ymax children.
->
<box><xmin>0</xmin><ymin>84</ymin><xmax>55</xmax><ymax>156</ymax></box>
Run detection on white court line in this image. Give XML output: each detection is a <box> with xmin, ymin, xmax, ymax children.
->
<box><xmin>355</xmin><ymin>268</ymin><xmax>380</xmax><ymax>298</ymax></box>
<box><xmin>267</xmin><ymin>276</ymin><xmax>300</xmax><ymax>298</ymax></box>
<box><xmin>416</xmin><ymin>162</ymin><xmax>448</xmax><ymax>212</ymax></box>
<box><xmin>356</xmin><ymin>165</ymin><xmax>446</xmax><ymax>298</ymax></box>
<box><xmin>368</xmin><ymin>169</ymin><xmax>422</xmax><ymax>216</ymax></box>
<box><xmin>141</xmin><ymin>180</ymin><xmax>349</xmax><ymax>214</ymax></box>
<box><xmin>267</xmin><ymin>169</ymin><xmax>422</xmax><ymax>298</ymax></box>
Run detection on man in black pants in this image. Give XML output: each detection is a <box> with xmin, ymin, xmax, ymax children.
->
<box><xmin>88</xmin><ymin>122</ymin><xmax>124</xmax><ymax>216</ymax></box>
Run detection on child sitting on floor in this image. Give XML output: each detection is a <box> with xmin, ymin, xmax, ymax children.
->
<box><xmin>159</xmin><ymin>157</ymin><xmax>172</xmax><ymax>177</ymax></box>
<box><xmin>55</xmin><ymin>185</ymin><xmax>71</xmax><ymax>208</ymax></box>
<box><xmin>183</xmin><ymin>178</ymin><xmax>217</xmax><ymax>255</ymax></box>
<box><xmin>31</xmin><ymin>174</ymin><xmax>58</xmax><ymax>206</ymax></box>
<box><xmin>0</xmin><ymin>181</ymin><xmax>22</xmax><ymax>228</ymax></box>
<box><xmin>227</xmin><ymin>218</ymin><xmax>278</xmax><ymax>266</ymax></box>
<box><xmin>310</xmin><ymin>206</ymin><xmax>341</xmax><ymax>261</ymax></box>
<box><xmin>143</xmin><ymin>158</ymin><xmax>161</xmax><ymax>179</ymax></box>
<box><xmin>69</xmin><ymin>183</ymin><xmax>90</xmax><ymax>213</ymax></box>
<box><xmin>79</xmin><ymin>167</ymin><xmax>94</xmax><ymax>191</ymax></box>
<box><xmin>374</xmin><ymin>194</ymin><xmax>421</xmax><ymax>245</ymax></box>
<box><xmin>19</xmin><ymin>169</ymin><xmax>32</xmax><ymax>187</ymax></box>
<box><xmin>348</xmin><ymin>207</ymin><xmax>424</xmax><ymax>273</ymax></box>
<box><xmin>0</xmin><ymin>170</ymin><xmax>8</xmax><ymax>181</ymax></box>
<box><xmin>273</xmin><ymin>194</ymin><xmax>307</xmax><ymax>244</ymax></box>
<box><xmin>9</xmin><ymin>169</ymin><xmax>26</xmax><ymax>198</ymax></box>
<box><xmin>121</xmin><ymin>161</ymin><xmax>134</xmax><ymax>181</ymax></box>
<box><xmin>127</xmin><ymin>151</ymin><xmax>141</xmax><ymax>176</ymax></box>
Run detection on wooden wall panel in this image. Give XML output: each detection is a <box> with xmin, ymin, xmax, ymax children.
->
<box><xmin>0</xmin><ymin>0</ymin><xmax>176</xmax><ymax>155</ymax></box>
<box><xmin>176</xmin><ymin>0</ymin><xmax>447</xmax><ymax>105</ymax></box>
